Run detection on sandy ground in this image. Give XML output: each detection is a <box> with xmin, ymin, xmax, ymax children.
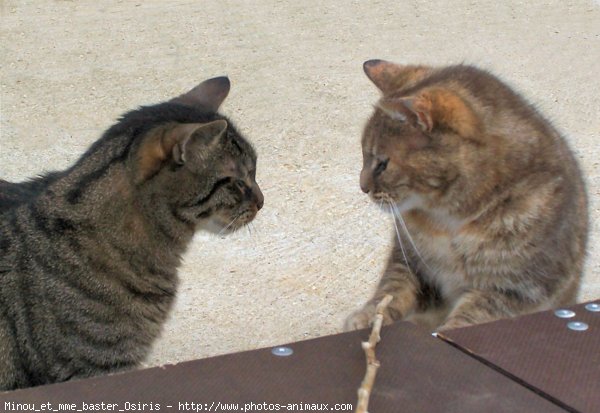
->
<box><xmin>1</xmin><ymin>1</ymin><xmax>599</xmax><ymax>367</ymax></box>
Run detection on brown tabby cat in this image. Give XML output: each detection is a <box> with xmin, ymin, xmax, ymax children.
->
<box><xmin>0</xmin><ymin>77</ymin><xmax>263</xmax><ymax>390</ymax></box>
<box><xmin>345</xmin><ymin>60</ymin><xmax>588</xmax><ymax>332</ymax></box>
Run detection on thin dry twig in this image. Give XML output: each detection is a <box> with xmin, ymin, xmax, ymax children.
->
<box><xmin>355</xmin><ymin>294</ymin><xmax>394</xmax><ymax>413</ymax></box>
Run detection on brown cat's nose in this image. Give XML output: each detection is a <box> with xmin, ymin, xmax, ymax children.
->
<box><xmin>360</xmin><ymin>168</ymin><xmax>372</xmax><ymax>194</ymax></box>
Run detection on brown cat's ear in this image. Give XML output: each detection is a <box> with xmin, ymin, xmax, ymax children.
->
<box><xmin>170</xmin><ymin>76</ymin><xmax>230</xmax><ymax>112</ymax></box>
<box><xmin>377</xmin><ymin>95</ymin><xmax>434</xmax><ymax>132</ymax></box>
<box><xmin>379</xmin><ymin>89</ymin><xmax>482</xmax><ymax>138</ymax></box>
<box><xmin>364</xmin><ymin>59</ymin><xmax>430</xmax><ymax>94</ymax></box>
<box><xmin>136</xmin><ymin>120</ymin><xmax>228</xmax><ymax>182</ymax></box>
<box><xmin>377</xmin><ymin>97</ymin><xmax>418</xmax><ymax>124</ymax></box>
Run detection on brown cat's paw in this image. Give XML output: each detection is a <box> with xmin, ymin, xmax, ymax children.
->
<box><xmin>344</xmin><ymin>307</ymin><xmax>375</xmax><ymax>331</ymax></box>
<box><xmin>436</xmin><ymin>318</ymin><xmax>472</xmax><ymax>332</ymax></box>
<box><xmin>344</xmin><ymin>304</ymin><xmax>395</xmax><ymax>331</ymax></box>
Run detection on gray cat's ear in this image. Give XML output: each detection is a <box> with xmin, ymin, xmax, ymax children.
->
<box><xmin>136</xmin><ymin>120</ymin><xmax>228</xmax><ymax>182</ymax></box>
<box><xmin>172</xmin><ymin>120</ymin><xmax>228</xmax><ymax>164</ymax></box>
<box><xmin>364</xmin><ymin>60</ymin><xmax>430</xmax><ymax>95</ymax></box>
<box><xmin>170</xmin><ymin>76</ymin><xmax>230</xmax><ymax>112</ymax></box>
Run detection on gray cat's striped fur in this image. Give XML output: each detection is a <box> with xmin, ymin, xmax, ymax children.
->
<box><xmin>0</xmin><ymin>77</ymin><xmax>263</xmax><ymax>390</ymax></box>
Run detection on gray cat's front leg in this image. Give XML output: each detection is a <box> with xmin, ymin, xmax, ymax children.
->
<box><xmin>345</xmin><ymin>243</ymin><xmax>419</xmax><ymax>330</ymax></box>
<box><xmin>0</xmin><ymin>317</ymin><xmax>29</xmax><ymax>391</ymax></box>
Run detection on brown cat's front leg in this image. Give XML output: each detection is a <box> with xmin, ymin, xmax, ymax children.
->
<box><xmin>438</xmin><ymin>289</ymin><xmax>528</xmax><ymax>331</ymax></box>
<box><xmin>345</xmin><ymin>245</ymin><xmax>419</xmax><ymax>330</ymax></box>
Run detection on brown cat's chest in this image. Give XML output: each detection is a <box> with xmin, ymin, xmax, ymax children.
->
<box><xmin>403</xmin><ymin>211</ymin><xmax>469</xmax><ymax>297</ymax></box>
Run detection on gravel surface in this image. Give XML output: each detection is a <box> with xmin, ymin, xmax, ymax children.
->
<box><xmin>1</xmin><ymin>1</ymin><xmax>599</xmax><ymax>367</ymax></box>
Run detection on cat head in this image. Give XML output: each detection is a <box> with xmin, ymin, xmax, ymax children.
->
<box><xmin>360</xmin><ymin>60</ymin><xmax>487</xmax><ymax>215</ymax></box>
<box><xmin>129</xmin><ymin>77</ymin><xmax>263</xmax><ymax>235</ymax></box>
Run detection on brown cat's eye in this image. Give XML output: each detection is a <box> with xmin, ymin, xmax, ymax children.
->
<box><xmin>374</xmin><ymin>158</ymin><xmax>389</xmax><ymax>176</ymax></box>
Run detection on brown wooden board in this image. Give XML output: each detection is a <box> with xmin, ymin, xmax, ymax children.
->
<box><xmin>439</xmin><ymin>301</ymin><xmax>600</xmax><ymax>413</ymax></box>
<box><xmin>0</xmin><ymin>322</ymin><xmax>565</xmax><ymax>412</ymax></box>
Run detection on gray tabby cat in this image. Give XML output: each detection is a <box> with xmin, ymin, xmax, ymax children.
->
<box><xmin>0</xmin><ymin>77</ymin><xmax>263</xmax><ymax>390</ymax></box>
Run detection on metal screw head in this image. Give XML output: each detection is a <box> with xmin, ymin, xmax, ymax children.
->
<box><xmin>585</xmin><ymin>303</ymin><xmax>600</xmax><ymax>312</ymax></box>
<box><xmin>567</xmin><ymin>321</ymin><xmax>589</xmax><ymax>332</ymax></box>
<box><xmin>271</xmin><ymin>346</ymin><xmax>293</xmax><ymax>357</ymax></box>
<box><xmin>554</xmin><ymin>309</ymin><xmax>576</xmax><ymax>318</ymax></box>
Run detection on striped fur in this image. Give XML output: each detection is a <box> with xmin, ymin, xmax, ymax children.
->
<box><xmin>346</xmin><ymin>61</ymin><xmax>588</xmax><ymax>332</ymax></box>
<box><xmin>0</xmin><ymin>77</ymin><xmax>263</xmax><ymax>390</ymax></box>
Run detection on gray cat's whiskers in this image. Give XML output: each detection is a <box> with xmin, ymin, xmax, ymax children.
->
<box><xmin>217</xmin><ymin>215</ymin><xmax>241</xmax><ymax>237</ymax></box>
<box><xmin>245</xmin><ymin>223</ymin><xmax>257</xmax><ymax>249</ymax></box>
<box><xmin>249</xmin><ymin>222</ymin><xmax>260</xmax><ymax>247</ymax></box>
<box><xmin>254</xmin><ymin>223</ymin><xmax>260</xmax><ymax>246</ymax></box>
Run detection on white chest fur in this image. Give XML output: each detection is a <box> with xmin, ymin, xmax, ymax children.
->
<box><xmin>401</xmin><ymin>209</ymin><xmax>470</xmax><ymax>300</ymax></box>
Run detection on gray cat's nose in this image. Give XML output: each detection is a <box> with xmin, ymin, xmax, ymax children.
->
<box><xmin>253</xmin><ymin>185</ymin><xmax>264</xmax><ymax>210</ymax></box>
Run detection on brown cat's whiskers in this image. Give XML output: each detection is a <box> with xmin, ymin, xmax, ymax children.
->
<box><xmin>374</xmin><ymin>193</ymin><xmax>395</xmax><ymax>213</ymax></box>
<box><xmin>391</xmin><ymin>203</ymin><xmax>432</xmax><ymax>272</ymax></box>
<box><xmin>386</xmin><ymin>200</ymin><xmax>415</xmax><ymax>277</ymax></box>
<box><xmin>371</xmin><ymin>192</ymin><xmax>388</xmax><ymax>203</ymax></box>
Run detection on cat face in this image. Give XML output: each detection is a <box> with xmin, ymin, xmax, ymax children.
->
<box><xmin>159</xmin><ymin>120</ymin><xmax>262</xmax><ymax>234</ymax></box>
<box><xmin>360</xmin><ymin>60</ymin><xmax>481</xmax><ymax>214</ymax></box>
<box><xmin>179</xmin><ymin>121</ymin><xmax>262</xmax><ymax>234</ymax></box>
<box><xmin>361</xmin><ymin>106</ymin><xmax>459</xmax><ymax>213</ymax></box>
<box><xmin>132</xmin><ymin>77</ymin><xmax>263</xmax><ymax>234</ymax></box>
<box><xmin>197</xmin><ymin>131</ymin><xmax>263</xmax><ymax>234</ymax></box>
